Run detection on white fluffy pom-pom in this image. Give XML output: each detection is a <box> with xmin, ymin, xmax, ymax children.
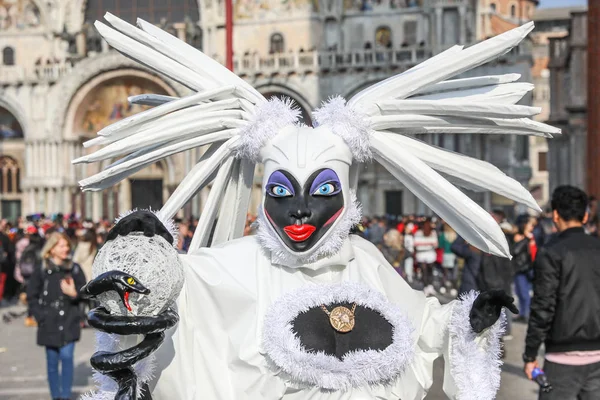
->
<box><xmin>235</xmin><ymin>97</ymin><xmax>301</xmax><ymax>161</ymax></box>
<box><xmin>313</xmin><ymin>96</ymin><xmax>373</xmax><ymax>162</ymax></box>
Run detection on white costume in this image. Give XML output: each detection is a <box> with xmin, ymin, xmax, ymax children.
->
<box><xmin>76</xmin><ymin>13</ymin><xmax>558</xmax><ymax>400</ymax></box>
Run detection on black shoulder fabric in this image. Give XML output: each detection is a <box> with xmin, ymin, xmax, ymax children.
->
<box><xmin>291</xmin><ymin>302</ymin><xmax>393</xmax><ymax>360</ymax></box>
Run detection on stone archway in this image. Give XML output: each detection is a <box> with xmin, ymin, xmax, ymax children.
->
<box><xmin>65</xmin><ymin>69</ymin><xmax>176</xmax><ymax>140</ymax></box>
<box><xmin>67</xmin><ymin>71</ymin><xmax>178</xmax><ymax>220</ymax></box>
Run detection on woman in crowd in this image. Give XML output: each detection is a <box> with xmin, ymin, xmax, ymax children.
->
<box><xmin>27</xmin><ymin>232</ymin><xmax>86</xmax><ymax>400</ymax></box>
<box><xmin>403</xmin><ymin>222</ymin><xmax>415</xmax><ymax>284</ymax></box>
<box><xmin>438</xmin><ymin>221</ymin><xmax>458</xmax><ymax>294</ymax></box>
<box><xmin>512</xmin><ymin>215</ymin><xmax>537</xmax><ymax>322</ymax></box>
<box><xmin>414</xmin><ymin>218</ymin><xmax>438</xmax><ymax>294</ymax></box>
<box><xmin>72</xmin><ymin>229</ymin><xmax>97</xmax><ymax>282</ymax></box>
<box><xmin>14</xmin><ymin>226</ymin><xmax>44</xmax><ymax>327</ymax></box>
<box><xmin>381</xmin><ymin>228</ymin><xmax>405</xmax><ymax>276</ymax></box>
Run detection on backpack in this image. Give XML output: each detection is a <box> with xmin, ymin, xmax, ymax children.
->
<box><xmin>19</xmin><ymin>244</ymin><xmax>40</xmax><ymax>279</ymax></box>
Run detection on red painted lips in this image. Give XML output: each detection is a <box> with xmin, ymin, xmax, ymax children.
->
<box><xmin>283</xmin><ymin>224</ymin><xmax>317</xmax><ymax>242</ymax></box>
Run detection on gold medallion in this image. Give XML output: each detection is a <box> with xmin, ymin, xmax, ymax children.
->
<box><xmin>328</xmin><ymin>306</ymin><xmax>356</xmax><ymax>333</ymax></box>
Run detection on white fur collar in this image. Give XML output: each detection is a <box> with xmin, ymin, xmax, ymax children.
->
<box><xmin>255</xmin><ymin>191</ymin><xmax>362</xmax><ymax>268</ymax></box>
<box><xmin>262</xmin><ymin>281</ymin><xmax>415</xmax><ymax>391</ymax></box>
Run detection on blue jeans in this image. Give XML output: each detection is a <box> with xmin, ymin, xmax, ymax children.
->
<box><xmin>45</xmin><ymin>342</ymin><xmax>75</xmax><ymax>399</ymax></box>
<box><xmin>514</xmin><ymin>272</ymin><xmax>532</xmax><ymax>318</ymax></box>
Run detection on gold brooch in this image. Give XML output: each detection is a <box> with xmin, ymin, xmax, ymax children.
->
<box><xmin>320</xmin><ymin>303</ymin><xmax>357</xmax><ymax>333</ymax></box>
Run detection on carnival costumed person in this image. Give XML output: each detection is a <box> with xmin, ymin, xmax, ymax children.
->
<box><xmin>74</xmin><ymin>13</ymin><xmax>559</xmax><ymax>400</ymax></box>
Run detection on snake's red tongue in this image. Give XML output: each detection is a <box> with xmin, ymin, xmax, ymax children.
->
<box><xmin>124</xmin><ymin>291</ymin><xmax>132</xmax><ymax>311</ymax></box>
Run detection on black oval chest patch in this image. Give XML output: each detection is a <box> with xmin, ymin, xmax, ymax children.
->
<box><xmin>292</xmin><ymin>302</ymin><xmax>393</xmax><ymax>360</ymax></box>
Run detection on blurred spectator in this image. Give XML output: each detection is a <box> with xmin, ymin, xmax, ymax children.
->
<box><xmin>72</xmin><ymin>229</ymin><xmax>98</xmax><ymax>282</ymax></box>
<box><xmin>438</xmin><ymin>221</ymin><xmax>457</xmax><ymax>289</ymax></box>
<box><xmin>524</xmin><ymin>186</ymin><xmax>600</xmax><ymax>399</ymax></box>
<box><xmin>414</xmin><ymin>218</ymin><xmax>438</xmax><ymax>295</ymax></box>
<box><xmin>585</xmin><ymin>195</ymin><xmax>598</xmax><ymax>236</ymax></box>
<box><xmin>177</xmin><ymin>222</ymin><xmax>193</xmax><ymax>253</ymax></box>
<box><xmin>15</xmin><ymin>228</ymin><xmax>43</xmax><ymax>327</ymax></box>
<box><xmin>451</xmin><ymin>237</ymin><xmax>480</xmax><ymax>296</ymax></box>
<box><xmin>367</xmin><ymin>216</ymin><xmax>386</xmax><ymax>246</ymax></box>
<box><xmin>0</xmin><ymin>218</ymin><xmax>16</xmax><ymax>304</ymax></box>
<box><xmin>381</xmin><ymin>228</ymin><xmax>404</xmax><ymax>274</ymax></box>
<box><xmin>403</xmin><ymin>223</ymin><xmax>415</xmax><ymax>283</ymax></box>
<box><xmin>512</xmin><ymin>215</ymin><xmax>536</xmax><ymax>323</ymax></box>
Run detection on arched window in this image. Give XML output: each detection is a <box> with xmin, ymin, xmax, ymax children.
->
<box><xmin>375</xmin><ymin>26</ymin><xmax>392</xmax><ymax>48</ymax></box>
<box><xmin>0</xmin><ymin>156</ymin><xmax>20</xmax><ymax>194</ymax></box>
<box><xmin>490</xmin><ymin>3</ymin><xmax>496</xmax><ymax>12</ymax></box>
<box><xmin>2</xmin><ymin>47</ymin><xmax>14</xmax><ymax>65</ymax></box>
<box><xmin>270</xmin><ymin>33</ymin><xmax>285</xmax><ymax>54</ymax></box>
<box><xmin>511</xmin><ymin>4</ymin><xmax>516</xmax><ymax>17</ymax></box>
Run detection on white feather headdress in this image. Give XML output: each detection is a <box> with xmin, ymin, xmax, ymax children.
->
<box><xmin>74</xmin><ymin>14</ymin><xmax>559</xmax><ymax>258</ymax></box>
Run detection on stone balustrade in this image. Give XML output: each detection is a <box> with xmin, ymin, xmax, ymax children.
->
<box><xmin>233</xmin><ymin>48</ymin><xmax>433</xmax><ymax>75</ymax></box>
<box><xmin>0</xmin><ymin>62</ymin><xmax>73</xmax><ymax>84</ymax></box>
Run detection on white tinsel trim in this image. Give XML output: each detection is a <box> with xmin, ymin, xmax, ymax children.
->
<box><xmin>263</xmin><ymin>281</ymin><xmax>415</xmax><ymax>390</ymax></box>
<box><xmin>313</xmin><ymin>96</ymin><xmax>373</xmax><ymax>162</ymax></box>
<box><xmin>83</xmin><ymin>332</ymin><xmax>156</xmax><ymax>400</ymax></box>
<box><xmin>114</xmin><ymin>208</ymin><xmax>179</xmax><ymax>248</ymax></box>
<box><xmin>255</xmin><ymin>190</ymin><xmax>362</xmax><ymax>267</ymax></box>
<box><xmin>448</xmin><ymin>291</ymin><xmax>506</xmax><ymax>400</ymax></box>
<box><xmin>235</xmin><ymin>97</ymin><xmax>301</xmax><ymax>162</ymax></box>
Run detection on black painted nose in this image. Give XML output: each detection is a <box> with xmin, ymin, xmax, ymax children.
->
<box><xmin>289</xmin><ymin>208</ymin><xmax>312</xmax><ymax>220</ymax></box>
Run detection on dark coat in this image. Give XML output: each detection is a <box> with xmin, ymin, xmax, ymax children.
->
<box><xmin>451</xmin><ymin>236</ymin><xmax>513</xmax><ymax>295</ymax></box>
<box><xmin>27</xmin><ymin>260</ymin><xmax>86</xmax><ymax>348</ymax></box>
<box><xmin>525</xmin><ymin>227</ymin><xmax>600</xmax><ymax>357</ymax></box>
<box><xmin>511</xmin><ymin>238</ymin><xmax>533</xmax><ymax>276</ymax></box>
<box><xmin>451</xmin><ymin>236</ymin><xmax>481</xmax><ymax>295</ymax></box>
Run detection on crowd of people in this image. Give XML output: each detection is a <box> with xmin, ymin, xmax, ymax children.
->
<box><xmin>1</xmin><ymin>194</ymin><xmax>598</xmax><ymax>313</ymax></box>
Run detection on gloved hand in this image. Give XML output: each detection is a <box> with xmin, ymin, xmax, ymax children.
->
<box><xmin>469</xmin><ymin>289</ymin><xmax>519</xmax><ymax>333</ymax></box>
<box><xmin>107</xmin><ymin>210</ymin><xmax>173</xmax><ymax>245</ymax></box>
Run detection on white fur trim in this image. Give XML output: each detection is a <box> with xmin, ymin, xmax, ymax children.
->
<box><xmin>263</xmin><ymin>281</ymin><xmax>415</xmax><ymax>391</ymax></box>
<box><xmin>255</xmin><ymin>190</ymin><xmax>362</xmax><ymax>267</ymax></box>
<box><xmin>313</xmin><ymin>96</ymin><xmax>373</xmax><ymax>162</ymax></box>
<box><xmin>448</xmin><ymin>291</ymin><xmax>506</xmax><ymax>400</ymax></box>
<box><xmin>235</xmin><ymin>97</ymin><xmax>301</xmax><ymax>161</ymax></box>
<box><xmin>84</xmin><ymin>332</ymin><xmax>156</xmax><ymax>400</ymax></box>
<box><xmin>114</xmin><ymin>208</ymin><xmax>179</xmax><ymax>248</ymax></box>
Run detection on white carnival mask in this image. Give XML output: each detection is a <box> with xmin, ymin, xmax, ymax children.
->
<box><xmin>255</xmin><ymin>124</ymin><xmax>361</xmax><ymax>266</ymax></box>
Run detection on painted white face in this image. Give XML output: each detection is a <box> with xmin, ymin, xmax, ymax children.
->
<box><xmin>258</xmin><ymin>125</ymin><xmax>355</xmax><ymax>262</ymax></box>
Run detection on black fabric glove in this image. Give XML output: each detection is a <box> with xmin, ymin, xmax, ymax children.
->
<box><xmin>469</xmin><ymin>290</ymin><xmax>519</xmax><ymax>333</ymax></box>
<box><xmin>107</xmin><ymin>210</ymin><xmax>173</xmax><ymax>245</ymax></box>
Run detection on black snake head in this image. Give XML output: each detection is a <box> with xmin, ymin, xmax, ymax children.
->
<box><xmin>80</xmin><ymin>270</ymin><xmax>150</xmax><ymax>312</ymax></box>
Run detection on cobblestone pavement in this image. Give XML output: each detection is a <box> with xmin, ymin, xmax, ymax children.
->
<box><xmin>0</xmin><ymin>301</ymin><xmax>540</xmax><ymax>400</ymax></box>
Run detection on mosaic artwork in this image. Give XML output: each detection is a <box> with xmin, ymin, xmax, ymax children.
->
<box><xmin>235</xmin><ymin>0</ymin><xmax>319</xmax><ymax>19</ymax></box>
<box><xmin>76</xmin><ymin>78</ymin><xmax>168</xmax><ymax>134</ymax></box>
<box><xmin>0</xmin><ymin>0</ymin><xmax>41</xmax><ymax>30</ymax></box>
<box><xmin>0</xmin><ymin>106</ymin><xmax>23</xmax><ymax>138</ymax></box>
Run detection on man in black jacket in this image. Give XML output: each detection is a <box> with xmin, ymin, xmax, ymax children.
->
<box><xmin>524</xmin><ymin>185</ymin><xmax>600</xmax><ymax>399</ymax></box>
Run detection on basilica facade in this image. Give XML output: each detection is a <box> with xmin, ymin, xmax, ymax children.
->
<box><xmin>0</xmin><ymin>0</ymin><xmax>537</xmax><ymax>222</ymax></box>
